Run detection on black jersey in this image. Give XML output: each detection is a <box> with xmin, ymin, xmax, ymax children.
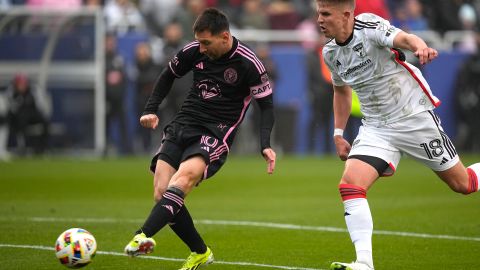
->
<box><xmin>145</xmin><ymin>37</ymin><xmax>274</xmax><ymax>149</ymax></box>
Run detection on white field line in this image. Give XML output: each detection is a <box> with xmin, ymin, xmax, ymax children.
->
<box><xmin>0</xmin><ymin>244</ymin><xmax>325</xmax><ymax>270</ymax></box>
<box><xmin>1</xmin><ymin>216</ymin><xmax>480</xmax><ymax>242</ymax></box>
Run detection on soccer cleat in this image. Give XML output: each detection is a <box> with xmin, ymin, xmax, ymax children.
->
<box><xmin>178</xmin><ymin>247</ymin><xmax>214</xmax><ymax>270</ymax></box>
<box><xmin>124</xmin><ymin>233</ymin><xmax>156</xmax><ymax>257</ymax></box>
<box><xmin>330</xmin><ymin>261</ymin><xmax>374</xmax><ymax>270</ymax></box>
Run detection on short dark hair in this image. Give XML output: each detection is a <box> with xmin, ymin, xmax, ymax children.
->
<box><xmin>193</xmin><ymin>8</ymin><xmax>230</xmax><ymax>35</ymax></box>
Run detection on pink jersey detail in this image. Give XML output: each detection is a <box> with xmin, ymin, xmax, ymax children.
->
<box><xmin>250</xmin><ymin>80</ymin><xmax>272</xmax><ymax>99</ymax></box>
<box><xmin>238</xmin><ymin>45</ymin><xmax>266</xmax><ymax>72</ymax></box>
<box><xmin>236</xmin><ymin>46</ymin><xmax>265</xmax><ymax>74</ymax></box>
<box><xmin>182</xmin><ymin>41</ymin><xmax>199</xmax><ymax>52</ymax></box>
<box><xmin>209</xmin><ymin>144</ymin><xmax>228</xmax><ymax>162</ymax></box>
<box><xmin>169</xmin><ymin>62</ymin><xmax>181</xmax><ymax>77</ymax></box>
<box><xmin>391</xmin><ymin>49</ymin><xmax>441</xmax><ymax>107</ymax></box>
<box><xmin>163</xmin><ymin>192</ymin><xmax>184</xmax><ymax>207</ymax></box>
<box><xmin>222</xmin><ymin>95</ymin><xmax>253</xmax><ymax>150</ymax></box>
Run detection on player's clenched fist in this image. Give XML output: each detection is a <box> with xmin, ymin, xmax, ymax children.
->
<box><xmin>140</xmin><ymin>114</ymin><xmax>159</xmax><ymax>129</ymax></box>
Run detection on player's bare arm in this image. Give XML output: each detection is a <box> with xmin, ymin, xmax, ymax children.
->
<box><xmin>393</xmin><ymin>31</ymin><xmax>438</xmax><ymax>65</ymax></box>
<box><xmin>139</xmin><ymin>114</ymin><xmax>159</xmax><ymax>129</ymax></box>
<box><xmin>333</xmin><ymin>84</ymin><xmax>352</xmax><ymax>161</ymax></box>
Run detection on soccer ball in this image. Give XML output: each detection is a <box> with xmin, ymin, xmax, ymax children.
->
<box><xmin>55</xmin><ymin>228</ymin><xmax>97</xmax><ymax>268</ymax></box>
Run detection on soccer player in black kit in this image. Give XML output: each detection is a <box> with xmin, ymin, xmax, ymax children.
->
<box><xmin>124</xmin><ymin>8</ymin><xmax>276</xmax><ymax>270</ymax></box>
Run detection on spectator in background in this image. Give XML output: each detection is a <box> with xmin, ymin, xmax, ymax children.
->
<box><xmin>154</xmin><ymin>22</ymin><xmax>189</xmax><ymax>68</ymax></box>
<box><xmin>267</xmin><ymin>0</ymin><xmax>301</xmax><ymax>30</ymax></box>
<box><xmin>391</xmin><ymin>0</ymin><xmax>429</xmax><ymax>31</ymax></box>
<box><xmin>0</xmin><ymin>86</ymin><xmax>10</xmax><ymax>161</ymax></box>
<box><xmin>354</xmin><ymin>0</ymin><xmax>391</xmax><ymax>20</ymax></box>
<box><xmin>176</xmin><ymin>0</ymin><xmax>207</xmax><ymax>40</ymax></box>
<box><xmin>84</xmin><ymin>0</ymin><xmax>103</xmax><ymax>9</ymax></box>
<box><xmin>105</xmin><ymin>33</ymin><xmax>130</xmax><ymax>155</ymax></box>
<box><xmin>306</xmin><ymin>33</ymin><xmax>334</xmax><ymax>154</ymax></box>
<box><xmin>144</xmin><ymin>22</ymin><xmax>190</xmax><ymax>152</ymax></box>
<box><xmin>456</xmin><ymin>2</ymin><xmax>479</xmax><ymax>52</ymax></box>
<box><xmin>421</xmin><ymin>0</ymin><xmax>463</xmax><ymax>35</ymax></box>
<box><xmin>454</xmin><ymin>32</ymin><xmax>480</xmax><ymax>152</ymax></box>
<box><xmin>156</xmin><ymin>22</ymin><xmax>190</xmax><ymax>133</ymax></box>
<box><xmin>7</xmin><ymin>74</ymin><xmax>49</xmax><ymax>156</ymax></box>
<box><xmin>239</xmin><ymin>0</ymin><xmax>269</xmax><ymax>29</ymax></box>
<box><xmin>206</xmin><ymin>0</ymin><xmax>243</xmax><ymax>26</ymax></box>
<box><xmin>134</xmin><ymin>42</ymin><xmax>162</xmax><ymax>153</ymax></box>
<box><xmin>27</xmin><ymin>0</ymin><xmax>82</xmax><ymax>10</ymax></box>
<box><xmin>104</xmin><ymin>0</ymin><xmax>145</xmax><ymax>35</ymax></box>
<box><xmin>139</xmin><ymin>0</ymin><xmax>181</xmax><ymax>37</ymax></box>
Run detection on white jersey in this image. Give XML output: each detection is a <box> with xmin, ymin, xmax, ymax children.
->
<box><xmin>322</xmin><ymin>13</ymin><xmax>440</xmax><ymax>127</ymax></box>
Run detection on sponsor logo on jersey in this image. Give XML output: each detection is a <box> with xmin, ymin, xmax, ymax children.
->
<box><xmin>440</xmin><ymin>157</ymin><xmax>449</xmax><ymax>165</ymax></box>
<box><xmin>250</xmin><ymin>80</ymin><xmax>272</xmax><ymax>98</ymax></box>
<box><xmin>352</xmin><ymin>43</ymin><xmax>366</xmax><ymax>58</ymax></box>
<box><xmin>195</xmin><ymin>62</ymin><xmax>204</xmax><ymax>70</ymax></box>
<box><xmin>224</xmin><ymin>68</ymin><xmax>238</xmax><ymax>84</ymax></box>
<box><xmin>340</xmin><ymin>59</ymin><xmax>372</xmax><ymax>78</ymax></box>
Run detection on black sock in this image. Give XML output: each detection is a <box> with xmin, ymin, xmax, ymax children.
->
<box><xmin>169</xmin><ymin>205</ymin><xmax>207</xmax><ymax>254</ymax></box>
<box><xmin>139</xmin><ymin>187</ymin><xmax>185</xmax><ymax>237</ymax></box>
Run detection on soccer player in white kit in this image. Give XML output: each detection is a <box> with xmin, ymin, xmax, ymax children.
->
<box><xmin>315</xmin><ymin>1</ymin><xmax>480</xmax><ymax>269</ymax></box>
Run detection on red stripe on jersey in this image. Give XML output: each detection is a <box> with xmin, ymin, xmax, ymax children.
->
<box><xmin>391</xmin><ymin>49</ymin><xmax>441</xmax><ymax>107</ymax></box>
<box><xmin>339</xmin><ymin>184</ymin><xmax>367</xmax><ymax>201</ymax></box>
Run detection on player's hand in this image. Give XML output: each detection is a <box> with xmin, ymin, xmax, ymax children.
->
<box><xmin>262</xmin><ymin>148</ymin><xmax>276</xmax><ymax>174</ymax></box>
<box><xmin>139</xmin><ymin>114</ymin><xmax>159</xmax><ymax>129</ymax></box>
<box><xmin>415</xmin><ymin>47</ymin><xmax>438</xmax><ymax>65</ymax></box>
<box><xmin>334</xmin><ymin>136</ymin><xmax>351</xmax><ymax>161</ymax></box>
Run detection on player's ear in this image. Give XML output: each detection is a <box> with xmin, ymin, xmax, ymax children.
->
<box><xmin>221</xmin><ymin>31</ymin><xmax>230</xmax><ymax>43</ymax></box>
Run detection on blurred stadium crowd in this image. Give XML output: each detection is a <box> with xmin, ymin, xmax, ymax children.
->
<box><xmin>0</xmin><ymin>0</ymin><xmax>479</xmax><ymax>158</ymax></box>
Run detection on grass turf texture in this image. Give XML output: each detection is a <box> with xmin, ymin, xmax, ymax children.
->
<box><xmin>0</xmin><ymin>155</ymin><xmax>479</xmax><ymax>269</ymax></box>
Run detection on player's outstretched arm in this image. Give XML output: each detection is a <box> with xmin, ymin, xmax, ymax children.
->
<box><xmin>139</xmin><ymin>114</ymin><xmax>159</xmax><ymax>129</ymax></box>
<box><xmin>393</xmin><ymin>31</ymin><xmax>438</xmax><ymax>65</ymax></box>
<box><xmin>262</xmin><ymin>148</ymin><xmax>276</xmax><ymax>174</ymax></box>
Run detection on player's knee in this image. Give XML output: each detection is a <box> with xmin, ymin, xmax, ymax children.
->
<box><xmin>170</xmin><ymin>173</ymin><xmax>199</xmax><ymax>193</ymax></box>
<box><xmin>153</xmin><ymin>188</ymin><xmax>166</xmax><ymax>202</ymax></box>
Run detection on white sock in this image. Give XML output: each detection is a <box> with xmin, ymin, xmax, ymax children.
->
<box><xmin>467</xmin><ymin>163</ymin><xmax>480</xmax><ymax>192</ymax></box>
<box><xmin>344</xmin><ymin>198</ymin><xmax>374</xmax><ymax>268</ymax></box>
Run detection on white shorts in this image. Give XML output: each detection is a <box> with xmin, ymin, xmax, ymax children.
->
<box><xmin>349</xmin><ymin>110</ymin><xmax>459</xmax><ymax>176</ymax></box>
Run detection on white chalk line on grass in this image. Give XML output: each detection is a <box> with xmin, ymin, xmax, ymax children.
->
<box><xmin>1</xmin><ymin>216</ymin><xmax>480</xmax><ymax>242</ymax></box>
<box><xmin>0</xmin><ymin>244</ymin><xmax>324</xmax><ymax>270</ymax></box>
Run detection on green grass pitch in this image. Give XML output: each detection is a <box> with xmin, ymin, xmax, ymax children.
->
<box><xmin>0</xmin><ymin>155</ymin><xmax>479</xmax><ymax>270</ymax></box>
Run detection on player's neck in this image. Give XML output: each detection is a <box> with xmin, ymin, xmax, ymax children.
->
<box><xmin>335</xmin><ymin>19</ymin><xmax>354</xmax><ymax>44</ymax></box>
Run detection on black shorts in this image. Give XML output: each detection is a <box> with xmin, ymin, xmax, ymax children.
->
<box><xmin>150</xmin><ymin>122</ymin><xmax>229</xmax><ymax>180</ymax></box>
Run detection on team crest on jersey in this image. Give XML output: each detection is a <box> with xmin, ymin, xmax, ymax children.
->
<box><xmin>224</xmin><ymin>68</ymin><xmax>238</xmax><ymax>84</ymax></box>
<box><xmin>353</xmin><ymin>43</ymin><xmax>366</xmax><ymax>58</ymax></box>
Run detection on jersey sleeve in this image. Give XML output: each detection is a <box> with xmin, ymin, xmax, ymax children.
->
<box><xmin>357</xmin><ymin>13</ymin><xmax>401</xmax><ymax>48</ymax></box>
<box><xmin>168</xmin><ymin>41</ymin><xmax>198</xmax><ymax>78</ymax></box>
<box><xmin>322</xmin><ymin>46</ymin><xmax>345</xmax><ymax>86</ymax></box>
